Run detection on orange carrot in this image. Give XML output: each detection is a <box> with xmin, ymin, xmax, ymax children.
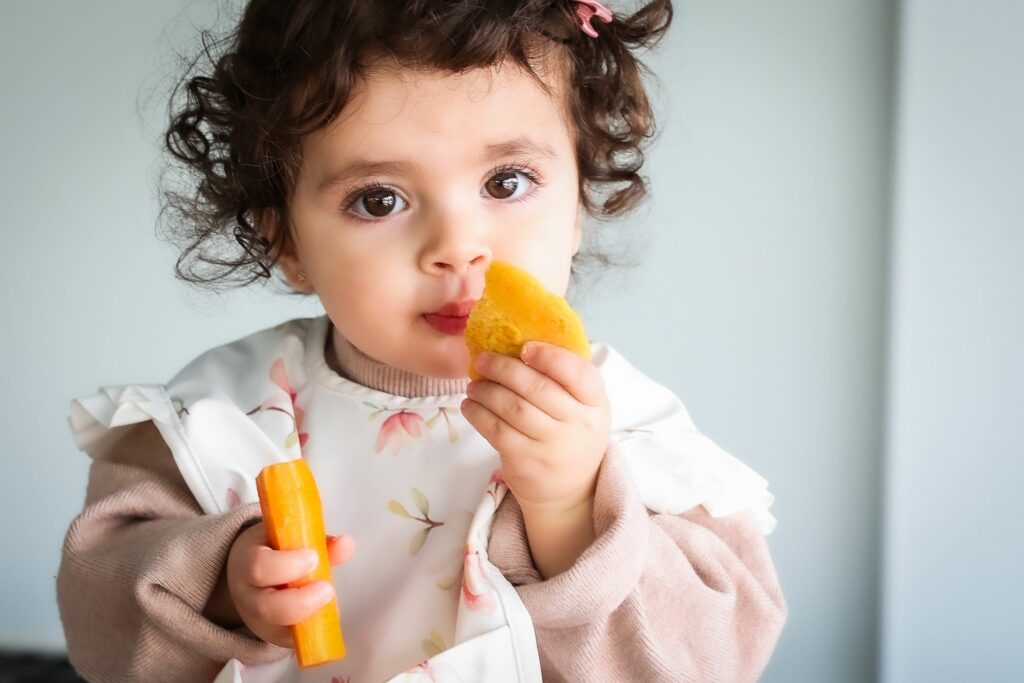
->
<box><xmin>256</xmin><ymin>459</ymin><xmax>346</xmax><ymax>667</ymax></box>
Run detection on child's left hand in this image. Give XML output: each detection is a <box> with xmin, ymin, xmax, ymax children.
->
<box><xmin>461</xmin><ymin>341</ymin><xmax>611</xmax><ymax>514</ymax></box>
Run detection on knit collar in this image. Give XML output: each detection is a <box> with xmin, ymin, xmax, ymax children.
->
<box><xmin>325</xmin><ymin>320</ymin><xmax>470</xmax><ymax>398</ymax></box>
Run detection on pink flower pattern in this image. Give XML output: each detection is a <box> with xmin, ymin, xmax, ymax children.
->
<box><xmin>247</xmin><ymin>357</ymin><xmax>309</xmax><ymax>450</ymax></box>
<box><xmin>366</xmin><ymin>403</ymin><xmax>460</xmax><ymax>456</ymax></box>
<box><xmin>486</xmin><ymin>468</ymin><xmax>504</xmax><ymax>506</ymax></box>
<box><xmin>403</xmin><ymin>660</ymin><xmax>438</xmax><ymax>680</ymax></box>
<box><xmin>461</xmin><ymin>542</ymin><xmax>496</xmax><ymax>612</ymax></box>
<box><xmin>374</xmin><ymin>410</ymin><xmax>428</xmax><ymax>455</ymax></box>
<box><xmin>268</xmin><ymin>358</ymin><xmax>308</xmax><ymax>448</ymax></box>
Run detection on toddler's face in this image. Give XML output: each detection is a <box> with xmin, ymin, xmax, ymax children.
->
<box><xmin>280</xmin><ymin>59</ymin><xmax>583</xmax><ymax>379</ymax></box>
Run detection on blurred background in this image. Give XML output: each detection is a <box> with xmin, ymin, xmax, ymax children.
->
<box><xmin>1</xmin><ymin>1</ymin><xmax>1021</xmax><ymax>681</ymax></box>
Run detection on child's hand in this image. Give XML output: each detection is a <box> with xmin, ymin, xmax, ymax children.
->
<box><xmin>225</xmin><ymin>522</ymin><xmax>355</xmax><ymax>648</ymax></box>
<box><xmin>461</xmin><ymin>341</ymin><xmax>611</xmax><ymax>515</ymax></box>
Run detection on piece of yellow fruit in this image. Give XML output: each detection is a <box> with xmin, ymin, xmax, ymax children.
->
<box><xmin>464</xmin><ymin>260</ymin><xmax>590</xmax><ymax>379</ymax></box>
<box><xmin>256</xmin><ymin>459</ymin><xmax>346</xmax><ymax>668</ymax></box>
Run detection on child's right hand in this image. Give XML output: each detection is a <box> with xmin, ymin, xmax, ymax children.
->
<box><xmin>225</xmin><ymin>521</ymin><xmax>355</xmax><ymax>648</ymax></box>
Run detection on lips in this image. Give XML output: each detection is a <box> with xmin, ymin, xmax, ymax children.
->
<box><xmin>423</xmin><ymin>299</ymin><xmax>477</xmax><ymax>335</ymax></box>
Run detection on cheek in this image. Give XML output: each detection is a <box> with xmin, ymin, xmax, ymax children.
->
<box><xmin>508</xmin><ymin>219</ymin><xmax>577</xmax><ymax>295</ymax></box>
<box><xmin>543</xmin><ymin>264</ymin><xmax>573</xmax><ymax>298</ymax></box>
<box><xmin>317</xmin><ymin>259</ymin><xmax>414</xmax><ymax>321</ymax></box>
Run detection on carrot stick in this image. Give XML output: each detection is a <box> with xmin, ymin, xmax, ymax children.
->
<box><xmin>256</xmin><ymin>459</ymin><xmax>346</xmax><ymax>667</ymax></box>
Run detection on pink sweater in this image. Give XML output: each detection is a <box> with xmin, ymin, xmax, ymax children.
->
<box><xmin>57</xmin><ymin>331</ymin><xmax>787</xmax><ymax>682</ymax></box>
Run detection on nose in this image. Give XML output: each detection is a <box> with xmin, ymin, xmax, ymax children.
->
<box><xmin>418</xmin><ymin>219</ymin><xmax>492</xmax><ymax>277</ymax></box>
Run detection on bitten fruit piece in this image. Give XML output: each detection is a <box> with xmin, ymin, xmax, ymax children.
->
<box><xmin>256</xmin><ymin>459</ymin><xmax>346</xmax><ymax>667</ymax></box>
<box><xmin>464</xmin><ymin>260</ymin><xmax>590</xmax><ymax>379</ymax></box>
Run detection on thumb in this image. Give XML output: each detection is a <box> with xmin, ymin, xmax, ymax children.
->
<box><xmin>326</xmin><ymin>533</ymin><xmax>356</xmax><ymax>566</ymax></box>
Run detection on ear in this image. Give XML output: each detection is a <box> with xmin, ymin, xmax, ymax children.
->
<box><xmin>256</xmin><ymin>208</ymin><xmax>311</xmax><ymax>292</ymax></box>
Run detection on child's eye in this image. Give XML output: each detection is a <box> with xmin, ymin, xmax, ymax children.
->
<box><xmin>346</xmin><ymin>184</ymin><xmax>407</xmax><ymax>219</ymax></box>
<box><xmin>484</xmin><ymin>167</ymin><xmax>539</xmax><ymax>201</ymax></box>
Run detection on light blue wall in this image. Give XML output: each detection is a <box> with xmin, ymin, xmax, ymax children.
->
<box><xmin>0</xmin><ymin>0</ymin><xmax>324</xmax><ymax>651</ymax></box>
<box><xmin>585</xmin><ymin>2</ymin><xmax>896</xmax><ymax>681</ymax></box>
<box><xmin>2</xmin><ymin>1</ymin><xmax>1018</xmax><ymax>681</ymax></box>
<box><xmin>880</xmin><ymin>2</ymin><xmax>1024</xmax><ymax>682</ymax></box>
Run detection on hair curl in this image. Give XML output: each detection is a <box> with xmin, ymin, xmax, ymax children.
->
<box><xmin>158</xmin><ymin>0</ymin><xmax>673</xmax><ymax>292</ymax></box>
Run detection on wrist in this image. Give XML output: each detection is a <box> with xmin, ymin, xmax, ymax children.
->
<box><xmin>520</xmin><ymin>491</ymin><xmax>596</xmax><ymax>580</ymax></box>
<box><xmin>517</xmin><ymin>487</ymin><xmax>593</xmax><ymax>519</ymax></box>
<box><xmin>516</xmin><ymin>459</ymin><xmax>601</xmax><ymax>519</ymax></box>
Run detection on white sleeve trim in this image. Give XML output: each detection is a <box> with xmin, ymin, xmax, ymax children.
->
<box><xmin>68</xmin><ymin>384</ymin><xmax>221</xmax><ymax>514</ymax></box>
<box><xmin>593</xmin><ymin>343</ymin><xmax>779</xmax><ymax>535</ymax></box>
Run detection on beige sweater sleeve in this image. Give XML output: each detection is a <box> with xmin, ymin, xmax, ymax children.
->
<box><xmin>56</xmin><ymin>420</ymin><xmax>290</xmax><ymax>682</ymax></box>
<box><xmin>487</xmin><ymin>443</ymin><xmax>788</xmax><ymax>683</ymax></box>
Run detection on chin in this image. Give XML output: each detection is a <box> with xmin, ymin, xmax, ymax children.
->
<box><xmin>431</xmin><ymin>359</ymin><xmax>471</xmax><ymax>380</ymax></box>
<box><xmin>425</xmin><ymin>346</ymin><xmax>471</xmax><ymax>379</ymax></box>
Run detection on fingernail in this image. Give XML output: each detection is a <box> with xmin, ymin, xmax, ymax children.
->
<box><xmin>305</xmin><ymin>550</ymin><xmax>319</xmax><ymax>572</ymax></box>
<box><xmin>475</xmin><ymin>353</ymin><xmax>489</xmax><ymax>372</ymax></box>
<box><xmin>520</xmin><ymin>342</ymin><xmax>535</xmax><ymax>363</ymax></box>
<box><xmin>318</xmin><ymin>581</ymin><xmax>335</xmax><ymax>600</ymax></box>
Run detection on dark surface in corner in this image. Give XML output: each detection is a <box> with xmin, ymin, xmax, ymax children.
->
<box><xmin>0</xmin><ymin>651</ymin><xmax>85</xmax><ymax>682</ymax></box>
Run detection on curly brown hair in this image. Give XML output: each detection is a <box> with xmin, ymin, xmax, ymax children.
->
<box><xmin>158</xmin><ymin>0</ymin><xmax>673</xmax><ymax>293</ymax></box>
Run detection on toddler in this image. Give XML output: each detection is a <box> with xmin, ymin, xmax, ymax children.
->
<box><xmin>57</xmin><ymin>1</ymin><xmax>787</xmax><ymax>681</ymax></box>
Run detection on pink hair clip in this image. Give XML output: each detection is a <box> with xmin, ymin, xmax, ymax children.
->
<box><xmin>574</xmin><ymin>0</ymin><xmax>613</xmax><ymax>39</ymax></box>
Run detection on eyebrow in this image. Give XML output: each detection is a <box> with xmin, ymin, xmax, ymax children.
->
<box><xmin>315</xmin><ymin>136</ymin><xmax>559</xmax><ymax>194</ymax></box>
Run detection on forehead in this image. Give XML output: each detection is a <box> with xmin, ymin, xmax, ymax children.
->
<box><xmin>300</xmin><ymin>60</ymin><xmax>574</xmax><ymax>179</ymax></box>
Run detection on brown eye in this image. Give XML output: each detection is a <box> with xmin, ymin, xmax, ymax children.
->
<box><xmin>485</xmin><ymin>170</ymin><xmax>531</xmax><ymax>200</ymax></box>
<box><xmin>359</xmin><ymin>188</ymin><xmax>400</xmax><ymax>217</ymax></box>
<box><xmin>348</xmin><ymin>184</ymin><xmax>403</xmax><ymax>219</ymax></box>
